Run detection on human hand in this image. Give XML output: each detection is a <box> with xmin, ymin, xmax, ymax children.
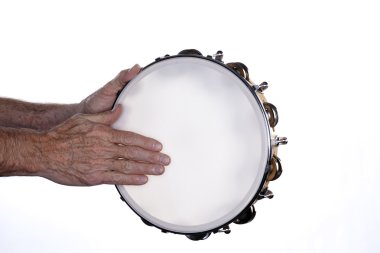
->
<box><xmin>37</xmin><ymin>105</ymin><xmax>170</xmax><ymax>186</ymax></box>
<box><xmin>80</xmin><ymin>64</ymin><xmax>141</xmax><ymax>114</ymax></box>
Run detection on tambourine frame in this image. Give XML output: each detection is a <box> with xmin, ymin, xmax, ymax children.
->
<box><xmin>114</xmin><ymin>51</ymin><xmax>276</xmax><ymax>238</ymax></box>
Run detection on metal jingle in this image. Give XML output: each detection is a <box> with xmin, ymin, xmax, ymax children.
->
<box><xmin>186</xmin><ymin>232</ymin><xmax>211</xmax><ymax>241</ymax></box>
<box><xmin>263</xmin><ymin>102</ymin><xmax>279</xmax><ymax>128</ymax></box>
<box><xmin>178</xmin><ymin>49</ymin><xmax>203</xmax><ymax>56</ymax></box>
<box><xmin>271</xmin><ymin>155</ymin><xmax>283</xmax><ymax>181</ymax></box>
<box><xmin>234</xmin><ymin>205</ymin><xmax>256</xmax><ymax>225</ymax></box>
<box><xmin>141</xmin><ymin>217</ymin><xmax>153</xmax><ymax>227</ymax></box>
<box><xmin>258</xmin><ymin>188</ymin><xmax>274</xmax><ymax>199</ymax></box>
<box><xmin>227</xmin><ymin>62</ymin><xmax>250</xmax><ymax>81</ymax></box>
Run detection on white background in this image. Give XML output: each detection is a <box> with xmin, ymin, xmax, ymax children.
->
<box><xmin>0</xmin><ymin>0</ymin><xmax>379</xmax><ymax>252</ymax></box>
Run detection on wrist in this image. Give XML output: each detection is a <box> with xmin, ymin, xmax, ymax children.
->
<box><xmin>0</xmin><ymin>127</ymin><xmax>46</xmax><ymax>176</ymax></box>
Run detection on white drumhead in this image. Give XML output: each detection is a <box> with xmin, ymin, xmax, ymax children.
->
<box><xmin>113</xmin><ymin>57</ymin><xmax>270</xmax><ymax>234</ymax></box>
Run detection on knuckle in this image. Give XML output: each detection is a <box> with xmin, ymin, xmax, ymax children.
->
<box><xmin>120</xmin><ymin>131</ymin><xmax>133</xmax><ymax>142</ymax></box>
<box><xmin>137</xmin><ymin>163</ymin><xmax>151</xmax><ymax>174</ymax></box>
<box><xmin>110</xmin><ymin>131</ymin><xmax>123</xmax><ymax>142</ymax></box>
<box><xmin>112</xmin><ymin>173</ymin><xmax>126</xmax><ymax>183</ymax></box>
<box><xmin>92</xmin><ymin>123</ymin><xmax>107</xmax><ymax>134</ymax></box>
<box><xmin>105</xmin><ymin>173</ymin><xmax>120</xmax><ymax>184</ymax></box>
<box><xmin>122</xmin><ymin>160</ymin><xmax>134</xmax><ymax>173</ymax></box>
<box><xmin>123</xmin><ymin>161</ymin><xmax>149</xmax><ymax>175</ymax></box>
<box><xmin>134</xmin><ymin>176</ymin><xmax>148</xmax><ymax>185</ymax></box>
<box><xmin>119</xmin><ymin>69</ymin><xmax>129</xmax><ymax>76</ymax></box>
<box><xmin>123</xmin><ymin>131</ymin><xmax>139</xmax><ymax>142</ymax></box>
<box><xmin>123</xmin><ymin>131</ymin><xmax>134</xmax><ymax>137</ymax></box>
<box><xmin>151</xmin><ymin>153</ymin><xmax>161</xmax><ymax>163</ymax></box>
<box><xmin>113</xmin><ymin>70</ymin><xmax>128</xmax><ymax>86</ymax></box>
<box><xmin>125</xmin><ymin>146</ymin><xmax>138</xmax><ymax>159</ymax></box>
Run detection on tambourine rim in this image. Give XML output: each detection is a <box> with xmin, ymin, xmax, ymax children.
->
<box><xmin>114</xmin><ymin>54</ymin><xmax>273</xmax><ymax>235</ymax></box>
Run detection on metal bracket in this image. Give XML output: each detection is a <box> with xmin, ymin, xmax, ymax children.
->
<box><xmin>258</xmin><ymin>188</ymin><xmax>274</xmax><ymax>199</ymax></box>
<box><xmin>216</xmin><ymin>225</ymin><xmax>231</xmax><ymax>234</ymax></box>
<box><xmin>273</xmin><ymin>136</ymin><xmax>288</xmax><ymax>146</ymax></box>
<box><xmin>213</xmin><ymin>50</ymin><xmax>224</xmax><ymax>62</ymax></box>
<box><xmin>155</xmin><ymin>54</ymin><xmax>170</xmax><ymax>62</ymax></box>
<box><xmin>258</xmin><ymin>81</ymin><xmax>269</xmax><ymax>92</ymax></box>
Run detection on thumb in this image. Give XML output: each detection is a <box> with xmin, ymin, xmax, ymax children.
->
<box><xmin>81</xmin><ymin>104</ymin><xmax>122</xmax><ymax>126</ymax></box>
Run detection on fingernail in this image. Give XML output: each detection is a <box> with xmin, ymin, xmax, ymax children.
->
<box><xmin>139</xmin><ymin>176</ymin><xmax>148</xmax><ymax>184</ymax></box>
<box><xmin>160</xmin><ymin>155</ymin><xmax>171</xmax><ymax>165</ymax></box>
<box><xmin>154</xmin><ymin>166</ymin><xmax>164</xmax><ymax>174</ymax></box>
<box><xmin>112</xmin><ymin>104</ymin><xmax>121</xmax><ymax>112</ymax></box>
<box><xmin>129</xmin><ymin>64</ymin><xmax>141</xmax><ymax>72</ymax></box>
<box><xmin>154</xmin><ymin>142</ymin><xmax>162</xmax><ymax>150</ymax></box>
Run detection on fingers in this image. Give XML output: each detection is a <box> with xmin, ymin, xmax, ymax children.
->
<box><xmin>114</xmin><ymin>160</ymin><xmax>165</xmax><ymax>175</ymax></box>
<box><xmin>114</xmin><ymin>146</ymin><xmax>170</xmax><ymax>165</ymax></box>
<box><xmin>46</xmin><ymin>104</ymin><xmax>171</xmax><ymax>186</ymax></box>
<box><xmin>70</xmin><ymin>108</ymin><xmax>169</xmax><ymax>164</ymax></box>
<box><xmin>110</xmin><ymin>64</ymin><xmax>141</xmax><ymax>90</ymax></box>
<box><xmin>100</xmin><ymin>159</ymin><xmax>166</xmax><ymax>185</ymax></box>
<box><xmin>93</xmin><ymin>160</ymin><xmax>166</xmax><ymax>185</ymax></box>
<box><xmin>78</xmin><ymin>107</ymin><xmax>165</xmax><ymax>152</ymax></box>
<box><xmin>101</xmin><ymin>172</ymin><xmax>148</xmax><ymax>185</ymax></box>
<box><xmin>84</xmin><ymin>158</ymin><xmax>165</xmax><ymax>185</ymax></box>
<box><xmin>110</xmin><ymin>129</ymin><xmax>163</xmax><ymax>151</ymax></box>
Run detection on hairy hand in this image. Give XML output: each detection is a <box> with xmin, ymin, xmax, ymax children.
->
<box><xmin>38</xmin><ymin>105</ymin><xmax>170</xmax><ymax>186</ymax></box>
<box><xmin>80</xmin><ymin>64</ymin><xmax>141</xmax><ymax>114</ymax></box>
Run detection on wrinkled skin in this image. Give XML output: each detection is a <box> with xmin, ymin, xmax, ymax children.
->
<box><xmin>39</xmin><ymin>105</ymin><xmax>170</xmax><ymax>186</ymax></box>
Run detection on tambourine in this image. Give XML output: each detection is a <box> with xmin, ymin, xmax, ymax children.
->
<box><xmin>112</xmin><ymin>49</ymin><xmax>287</xmax><ymax>240</ymax></box>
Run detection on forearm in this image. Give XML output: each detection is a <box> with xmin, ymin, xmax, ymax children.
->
<box><xmin>0</xmin><ymin>97</ymin><xmax>83</xmax><ymax>130</ymax></box>
<box><xmin>0</xmin><ymin>126</ymin><xmax>45</xmax><ymax>177</ymax></box>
